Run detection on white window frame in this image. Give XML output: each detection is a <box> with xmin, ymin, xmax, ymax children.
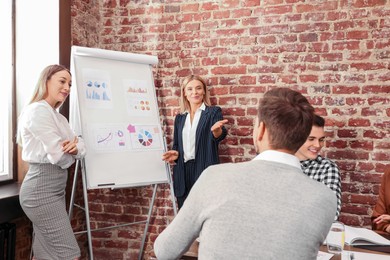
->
<box><xmin>0</xmin><ymin>0</ymin><xmax>59</xmax><ymax>183</ymax></box>
<box><xmin>0</xmin><ymin>0</ymin><xmax>14</xmax><ymax>181</ymax></box>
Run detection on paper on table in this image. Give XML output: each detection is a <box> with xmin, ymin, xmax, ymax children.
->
<box><xmin>344</xmin><ymin>225</ymin><xmax>390</xmax><ymax>246</ymax></box>
<box><xmin>341</xmin><ymin>250</ymin><xmax>390</xmax><ymax>260</ymax></box>
<box><xmin>317</xmin><ymin>251</ymin><xmax>333</xmax><ymax>260</ymax></box>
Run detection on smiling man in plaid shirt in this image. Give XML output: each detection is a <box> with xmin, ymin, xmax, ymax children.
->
<box><xmin>295</xmin><ymin>114</ymin><xmax>341</xmax><ymax>219</ymax></box>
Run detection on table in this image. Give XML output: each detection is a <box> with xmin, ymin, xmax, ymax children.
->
<box><xmin>181</xmin><ymin>240</ymin><xmax>390</xmax><ymax>260</ymax></box>
<box><xmin>148</xmin><ymin>230</ymin><xmax>390</xmax><ymax>259</ymax></box>
<box><xmin>319</xmin><ymin>245</ymin><xmax>390</xmax><ymax>259</ymax></box>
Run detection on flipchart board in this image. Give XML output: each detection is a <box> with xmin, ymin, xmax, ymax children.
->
<box><xmin>69</xmin><ymin>46</ymin><xmax>169</xmax><ymax>189</ymax></box>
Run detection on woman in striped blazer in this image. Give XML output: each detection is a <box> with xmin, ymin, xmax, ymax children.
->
<box><xmin>163</xmin><ymin>75</ymin><xmax>228</xmax><ymax>209</ymax></box>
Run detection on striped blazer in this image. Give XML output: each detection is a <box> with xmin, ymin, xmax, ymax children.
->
<box><xmin>172</xmin><ymin>106</ymin><xmax>227</xmax><ymax>197</ymax></box>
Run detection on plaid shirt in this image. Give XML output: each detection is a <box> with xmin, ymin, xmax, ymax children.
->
<box><xmin>300</xmin><ymin>155</ymin><xmax>341</xmax><ymax>219</ymax></box>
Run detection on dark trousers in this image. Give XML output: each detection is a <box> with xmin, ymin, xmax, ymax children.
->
<box><xmin>176</xmin><ymin>160</ymin><xmax>197</xmax><ymax>209</ymax></box>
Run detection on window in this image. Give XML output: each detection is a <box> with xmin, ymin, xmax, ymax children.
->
<box><xmin>0</xmin><ymin>0</ymin><xmax>64</xmax><ymax>183</ymax></box>
<box><xmin>0</xmin><ymin>0</ymin><xmax>14</xmax><ymax>181</ymax></box>
<box><xmin>16</xmin><ymin>0</ymin><xmax>60</xmax><ymax>113</ymax></box>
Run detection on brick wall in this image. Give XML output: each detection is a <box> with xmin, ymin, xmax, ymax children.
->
<box><xmin>12</xmin><ymin>216</ymin><xmax>32</xmax><ymax>260</ymax></box>
<box><xmin>71</xmin><ymin>0</ymin><xmax>390</xmax><ymax>259</ymax></box>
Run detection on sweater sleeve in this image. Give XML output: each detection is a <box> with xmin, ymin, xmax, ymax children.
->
<box><xmin>154</xmin><ymin>167</ymin><xmax>210</xmax><ymax>259</ymax></box>
<box><xmin>372</xmin><ymin>168</ymin><xmax>390</xmax><ymax>231</ymax></box>
<box><xmin>211</xmin><ymin>106</ymin><xmax>227</xmax><ymax>142</ymax></box>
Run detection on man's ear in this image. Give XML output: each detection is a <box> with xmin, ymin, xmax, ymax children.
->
<box><xmin>256</xmin><ymin>121</ymin><xmax>266</xmax><ymax>141</ymax></box>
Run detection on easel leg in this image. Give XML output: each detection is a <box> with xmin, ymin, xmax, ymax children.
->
<box><xmin>169</xmin><ymin>180</ymin><xmax>178</xmax><ymax>216</ymax></box>
<box><xmin>138</xmin><ymin>184</ymin><xmax>158</xmax><ymax>260</ymax></box>
<box><xmin>163</xmin><ymin>135</ymin><xmax>178</xmax><ymax>216</ymax></box>
<box><xmin>69</xmin><ymin>160</ymin><xmax>79</xmax><ymax>220</ymax></box>
<box><xmin>69</xmin><ymin>159</ymin><xmax>94</xmax><ymax>260</ymax></box>
<box><xmin>81</xmin><ymin>160</ymin><xmax>94</xmax><ymax>260</ymax></box>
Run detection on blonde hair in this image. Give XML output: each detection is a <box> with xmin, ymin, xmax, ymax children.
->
<box><xmin>29</xmin><ymin>64</ymin><xmax>71</xmax><ymax>109</ymax></box>
<box><xmin>179</xmin><ymin>75</ymin><xmax>211</xmax><ymax>113</ymax></box>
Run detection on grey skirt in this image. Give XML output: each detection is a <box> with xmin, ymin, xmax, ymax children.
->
<box><xmin>20</xmin><ymin>163</ymin><xmax>80</xmax><ymax>260</ymax></box>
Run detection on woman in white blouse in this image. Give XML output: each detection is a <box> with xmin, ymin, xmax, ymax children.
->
<box><xmin>17</xmin><ymin>64</ymin><xmax>86</xmax><ymax>260</ymax></box>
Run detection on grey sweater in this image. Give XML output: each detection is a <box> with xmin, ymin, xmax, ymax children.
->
<box><xmin>154</xmin><ymin>160</ymin><xmax>337</xmax><ymax>260</ymax></box>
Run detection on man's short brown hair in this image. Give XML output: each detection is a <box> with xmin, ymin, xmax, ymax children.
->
<box><xmin>313</xmin><ymin>114</ymin><xmax>325</xmax><ymax>127</ymax></box>
<box><xmin>257</xmin><ymin>88</ymin><xmax>314</xmax><ymax>152</ymax></box>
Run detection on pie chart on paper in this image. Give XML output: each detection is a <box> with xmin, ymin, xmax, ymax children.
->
<box><xmin>137</xmin><ymin>129</ymin><xmax>153</xmax><ymax>146</ymax></box>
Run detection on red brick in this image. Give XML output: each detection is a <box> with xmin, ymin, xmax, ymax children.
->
<box><xmin>213</xmin><ymin>10</ymin><xmax>231</xmax><ymax>19</ymax></box>
<box><xmin>299</xmin><ymin>75</ymin><xmax>318</xmax><ymax>82</ymax></box>
<box><xmin>332</xmin><ymin>85</ymin><xmax>360</xmax><ymax>94</ymax></box>
<box><xmin>337</xmin><ymin>161</ymin><xmax>357</xmax><ymax>171</ymax></box>
<box><xmin>231</xmin><ymin>86</ymin><xmax>266</xmax><ymax>94</ymax></box>
<box><xmin>361</xmin><ymin>107</ymin><xmax>384</xmax><ymax>116</ymax></box>
<box><xmin>363</xmin><ymin>130</ymin><xmax>387</xmax><ymax>139</ymax></box>
<box><xmin>375</xmin><ymin>141</ymin><xmax>390</xmax><ymax>149</ymax></box>
<box><xmin>240</xmin><ymin>137</ymin><xmax>254</xmax><ymax>145</ymax></box>
<box><xmin>372</xmin><ymin>152</ymin><xmax>390</xmax><ymax>161</ymax></box>
<box><xmin>242</xmin><ymin>0</ymin><xmax>260</xmax><ymax>6</ymax></box>
<box><xmin>218</xmin><ymin>96</ymin><xmax>236</xmax><ymax>106</ymax></box>
<box><xmin>219</xmin><ymin>38</ymin><xmax>240</xmax><ymax>46</ymax></box>
<box><xmin>103</xmin><ymin>0</ymin><xmax>117</xmax><ymax>8</ymax></box>
<box><xmin>211</xmin><ymin>66</ymin><xmax>246</xmax><ymax>75</ymax></box>
<box><xmin>352</xmin><ymin>0</ymin><xmax>386</xmax><ymax>8</ymax></box>
<box><xmin>220</xmin><ymin>56</ymin><xmax>237</xmax><ymax>65</ymax></box>
<box><xmin>357</xmin><ymin>162</ymin><xmax>375</xmax><ymax>172</ymax></box>
<box><xmin>236</xmin><ymin>117</ymin><xmax>254</xmax><ymax>126</ymax></box>
<box><xmin>239</xmin><ymin>76</ymin><xmax>256</xmax><ymax>85</ymax></box>
<box><xmin>367</xmin><ymin>96</ymin><xmax>390</xmax><ymax>105</ymax></box>
<box><xmin>223</xmin><ymin>107</ymin><xmax>246</xmax><ymax>116</ymax></box>
<box><xmin>210</xmin><ymin>86</ymin><xmax>230</xmax><ymax>96</ymax></box>
<box><xmin>348</xmin><ymin>118</ymin><xmax>371</xmax><ymax>127</ymax></box>
<box><xmin>362</xmin><ymin>85</ymin><xmax>390</xmax><ymax>94</ymax></box>
<box><xmin>182</xmin><ymin>3</ymin><xmax>199</xmax><ymax>12</ymax></box>
<box><xmin>343</xmin><ymin>74</ymin><xmax>366</xmax><ymax>83</ymax></box>
<box><xmin>346</xmin><ymin>97</ymin><xmax>366</xmax><ymax>106</ymax></box>
<box><xmin>338</xmin><ymin>129</ymin><xmax>358</xmax><ymax>138</ymax></box>
<box><xmin>333</xmin><ymin>41</ymin><xmax>360</xmax><ymax>50</ymax></box>
<box><xmin>232</xmin><ymin>9</ymin><xmax>253</xmax><ymax>18</ymax></box>
<box><xmin>219</xmin><ymin>147</ymin><xmax>245</xmax><ymax>156</ymax></box>
<box><xmin>280</xmin><ymin>75</ymin><xmax>297</xmax><ymax>84</ymax></box>
<box><xmin>327</xmin><ymin>140</ymin><xmax>348</xmax><ymax>149</ymax></box>
<box><xmin>327</xmin><ymin>151</ymin><xmax>369</xmax><ymax>160</ymax></box>
<box><xmin>347</xmin><ymin>31</ymin><xmax>369</xmax><ymax>39</ymax></box>
<box><xmin>350</xmin><ymin>140</ymin><xmax>374</xmax><ymax>150</ymax></box>
<box><xmin>302</xmin><ymin>54</ymin><xmax>320</xmax><ymax>62</ymax></box>
<box><xmin>342</xmin><ymin>205</ymin><xmax>371</xmax><ymax>215</ymax></box>
<box><xmin>250</xmin><ymin>25</ymin><xmax>289</xmax><ymax>35</ymax></box>
<box><xmin>219</xmin><ymin>77</ymin><xmax>237</xmax><ymax>85</ymax></box>
<box><xmin>258</xmin><ymin>75</ymin><xmax>275</xmax><ymax>83</ymax></box>
<box><xmin>239</xmin><ymin>56</ymin><xmax>257</xmax><ymax>65</ymax></box>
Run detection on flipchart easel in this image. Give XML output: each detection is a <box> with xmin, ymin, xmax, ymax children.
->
<box><xmin>68</xmin><ymin>46</ymin><xmax>177</xmax><ymax>260</ymax></box>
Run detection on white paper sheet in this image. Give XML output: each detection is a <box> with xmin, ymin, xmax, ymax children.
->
<box><xmin>341</xmin><ymin>250</ymin><xmax>390</xmax><ymax>260</ymax></box>
<box><xmin>317</xmin><ymin>251</ymin><xmax>334</xmax><ymax>260</ymax></box>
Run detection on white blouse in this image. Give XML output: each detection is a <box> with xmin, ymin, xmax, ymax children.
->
<box><xmin>182</xmin><ymin>103</ymin><xmax>205</xmax><ymax>162</ymax></box>
<box><xmin>17</xmin><ymin>100</ymin><xmax>86</xmax><ymax>169</ymax></box>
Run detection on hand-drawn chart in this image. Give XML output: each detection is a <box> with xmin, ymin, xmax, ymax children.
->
<box><xmin>90</xmin><ymin>124</ymin><xmax>163</xmax><ymax>152</ymax></box>
<box><xmin>123</xmin><ymin>79</ymin><xmax>154</xmax><ymax>117</ymax></box>
<box><xmin>127</xmin><ymin>124</ymin><xmax>162</xmax><ymax>150</ymax></box>
<box><xmin>82</xmin><ymin>68</ymin><xmax>113</xmax><ymax>109</ymax></box>
<box><xmin>91</xmin><ymin>125</ymin><xmax>128</xmax><ymax>152</ymax></box>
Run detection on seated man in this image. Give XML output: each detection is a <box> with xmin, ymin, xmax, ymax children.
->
<box><xmin>154</xmin><ymin>88</ymin><xmax>337</xmax><ymax>260</ymax></box>
<box><xmin>295</xmin><ymin>114</ymin><xmax>341</xmax><ymax>219</ymax></box>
